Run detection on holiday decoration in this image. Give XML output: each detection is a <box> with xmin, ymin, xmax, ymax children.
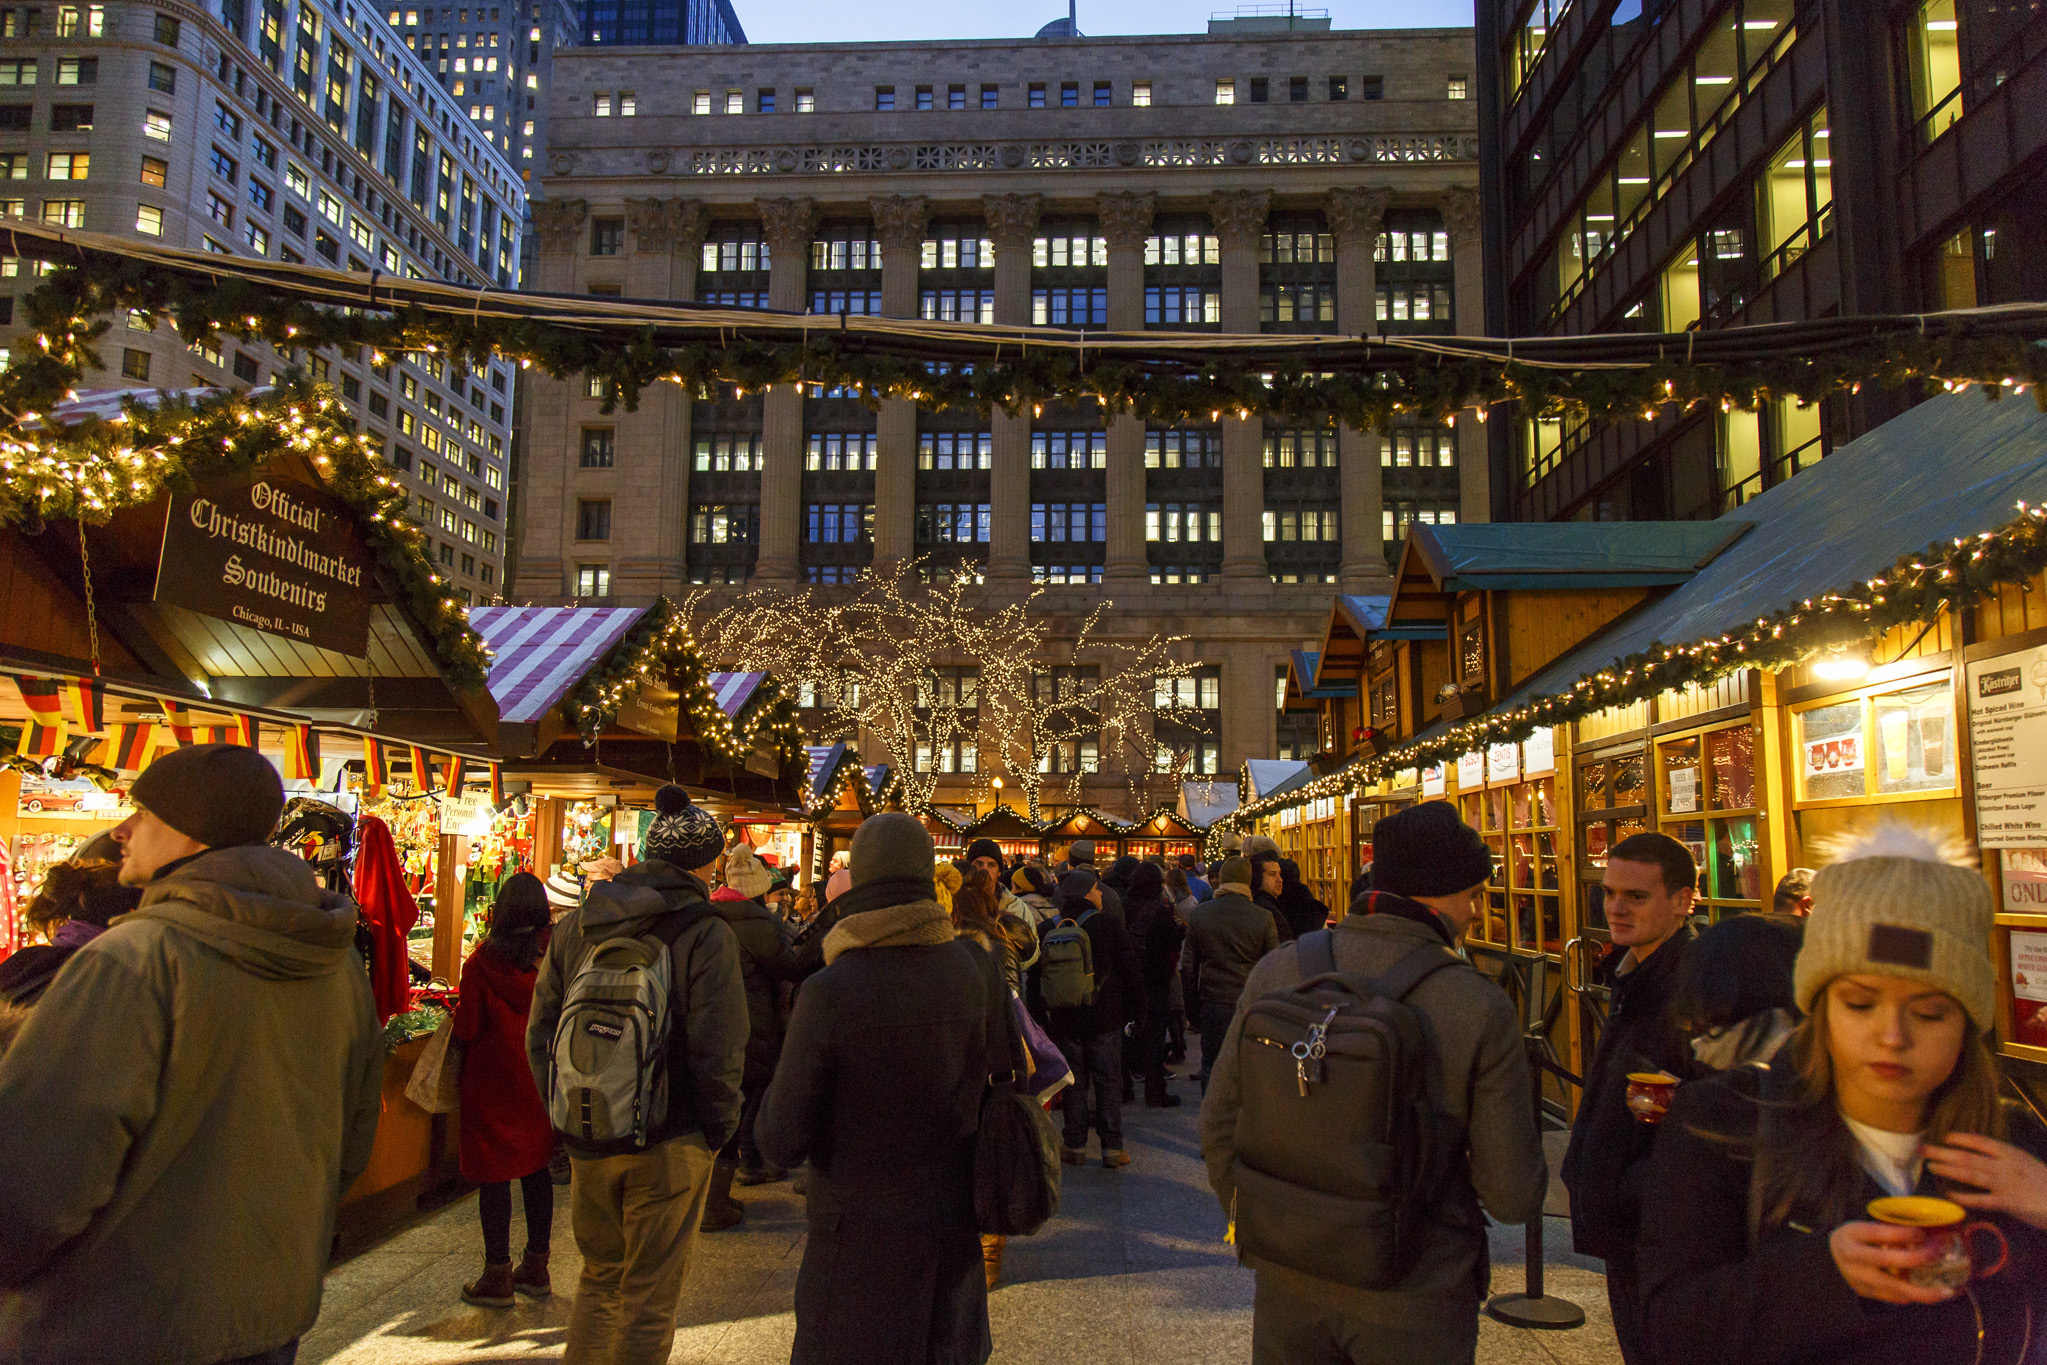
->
<box><xmin>1225</xmin><ymin>500</ymin><xmax>2047</xmax><ymax>829</ymax></box>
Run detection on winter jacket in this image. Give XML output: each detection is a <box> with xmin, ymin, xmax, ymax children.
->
<box><xmin>1637</xmin><ymin>1065</ymin><xmax>2047</xmax><ymax>1365</ymax></box>
<box><xmin>1185</xmin><ymin>874</ymin><xmax>1211</xmax><ymax>902</ymax></box>
<box><xmin>1560</xmin><ymin>923</ymin><xmax>1697</xmax><ymax>1259</ymax></box>
<box><xmin>1184</xmin><ymin>885</ymin><xmax>1279</xmax><ymax>1010</ymax></box>
<box><xmin>0</xmin><ymin>946</ymin><xmax>77</xmax><ymax>1010</ymax></box>
<box><xmin>454</xmin><ymin>940</ymin><xmax>554</xmax><ymax>1184</ymax></box>
<box><xmin>757</xmin><ymin>896</ymin><xmax>1006</xmax><ymax>1365</ymax></box>
<box><xmin>1013</xmin><ymin>891</ymin><xmax>1055</xmax><ymax>931</ymax></box>
<box><xmin>1255</xmin><ymin>889</ymin><xmax>1298</xmax><ymax>944</ymax></box>
<box><xmin>1068</xmin><ymin>866</ymin><xmax>1124</xmax><ymax>924</ymax></box>
<box><xmin>0</xmin><ymin>846</ymin><xmax>385</xmax><ymax>1365</ymax></box>
<box><xmin>526</xmin><ymin>859</ymin><xmax>748</xmax><ymax>1156</ymax></box>
<box><xmin>1125</xmin><ymin>891</ymin><xmax>1186</xmax><ymax>1001</ymax></box>
<box><xmin>1031</xmin><ymin>898</ymin><xmax>1143</xmax><ymax>1038</ymax></box>
<box><xmin>1275</xmin><ymin>871</ymin><xmax>1332</xmax><ymax>939</ymax></box>
<box><xmin>1199</xmin><ymin>906</ymin><xmax>1547</xmax><ymax>1330</ymax></box>
<box><xmin>707</xmin><ymin>887</ymin><xmax>800</xmax><ymax>1087</ymax></box>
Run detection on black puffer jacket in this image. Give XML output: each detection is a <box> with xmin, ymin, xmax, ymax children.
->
<box><xmin>1560</xmin><ymin>924</ymin><xmax>1697</xmax><ymax>1259</ymax></box>
<box><xmin>707</xmin><ymin>890</ymin><xmax>800</xmax><ymax>1086</ymax></box>
<box><xmin>1638</xmin><ymin>1065</ymin><xmax>2047</xmax><ymax>1365</ymax></box>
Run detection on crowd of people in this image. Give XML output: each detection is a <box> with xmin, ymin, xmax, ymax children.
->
<box><xmin>1</xmin><ymin>747</ymin><xmax>2045</xmax><ymax>1365</ymax></box>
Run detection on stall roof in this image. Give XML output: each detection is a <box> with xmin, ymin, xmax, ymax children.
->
<box><xmin>963</xmin><ymin>805</ymin><xmax>1043</xmax><ymax>839</ymax></box>
<box><xmin>804</xmin><ymin>742</ymin><xmax>859</xmax><ymax>806</ymax></box>
<box><xmin>1407</xmin><ymin>522</ymin><xmax>1750</xmax><ymax>591</ymax></box>
<box><xmin>1245</xmin><ymin>758</ymin><xmax>1313</xmax><ymax>801</ymax></box>
<box><xmin>708</xmin><ymin>670</ymin><xmax>768</xmax><ymax>719</ymax></box>
<box><xmin>469</xmin><ymin>605</ymin><xmax>650</xmax><ymax>724</ymax></box>
<box><xmin>1502</xmin><ymin>391</ymin><xmax>2047</xmax><ymax>713</ymax></box>
<box><xmin>1290</xmin><ymin>650</ymin><xmax>1351</xmax><ymax>701</ymax></box>
<box><xmin>1180</xmin><ymin>779</ymin><xmax>1240</xmax><ymax>827</ymax></box>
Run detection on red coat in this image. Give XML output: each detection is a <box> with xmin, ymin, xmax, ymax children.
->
<box><xmin>453</xmin><ymin>941</ymin><xmax>555</xmax><ymax>1183</ymax></box>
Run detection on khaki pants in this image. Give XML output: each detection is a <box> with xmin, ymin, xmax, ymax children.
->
<box><xmin>564</xmin><ymin>1134</ymin><xmax>716</xmax><ymax>1365</ymax></box>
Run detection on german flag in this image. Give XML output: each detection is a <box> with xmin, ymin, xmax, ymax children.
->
<box><xmin>228</xmin><ymin>714</ymin><xmax>258</xmax><ymax>748</ymax></box>
<box><xmin>99</xmin><ymin>723</ymin><xmax>161</xmax><ymax>773</ymax></box>
<box><xmin>282</xmin><ymin>725</ymin><xmax>318</xmax><ymax>781</ymax></box>
<box><xmin>443</xmin><ymin>755</ymin><xmax>468</xmax><ymax>794</ymax></box>
<box><xmin>14</xmin><ymin>723</ymin><xmax>64</xmax><ymax>759</ymax></box>
<box><xmin>362</xmin><ymin>737</ymin><xmax>388</xmax><ymax>793</ymax></box>
<box><xmin>408</xmin><ymin>745</ymin><xmax>436</xmax><ymax>795</ymax></box>
<box><xmin>489</xmin><ymin>762</ymin><xmax>504</xmax><ymax>806</ymax></box>
<box><xmin>54</xmin><ymin>677</ymin><xmax>103</xmax><ymax>734</ymax></box>
<box><xmin>159</xmin><ymin>699</ymin><xmax>197</xmax><ymax>746</ymax></box>
<box><xmin>12</xmin><ymin>677</ymin><xmax>66</xmax><ymax>727</ymax></box>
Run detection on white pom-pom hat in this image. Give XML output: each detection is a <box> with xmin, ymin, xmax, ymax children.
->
<box><xmin>1794</xmin><ymin>822</ymin><xmax>1995</xmax><ymax>1029</ymax></box>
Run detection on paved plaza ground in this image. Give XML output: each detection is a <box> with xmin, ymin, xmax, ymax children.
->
<box><xmin>303</xmin><ymin>1073</ymin><xmax>1620</xmax><ymax>1365</ymax></box>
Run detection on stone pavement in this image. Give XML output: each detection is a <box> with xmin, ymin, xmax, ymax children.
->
<box><xmin>303</xmin><ymin>1089</ymin><xmax>1620</xmax><ymax>1365</ymax></box>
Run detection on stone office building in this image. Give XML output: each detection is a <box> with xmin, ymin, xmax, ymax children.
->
<box><xmin>516</xmin><ymin>17</ymin><xmax>1483</xmax><ymax>808</ymax></box>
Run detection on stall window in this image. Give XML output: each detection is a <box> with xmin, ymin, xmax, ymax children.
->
<box><xmin>1794</xmin><ymin>675</ymin><xmax>1958</xmax><ymax>804</ymax></box>
<box><xmin>1656</xmin><ymin>720</ymin><xmax>1763</xmax><ymax>917</ymax></box>
<box><xmin>1460</xmin><ymin>769</ymin><xmax>1557</xmax><ymax>952</ymax></box>
<box><xmin>1576</xmin><ymin>747</ymin><xmax>1650</xmax><ymax>932</ymax></box>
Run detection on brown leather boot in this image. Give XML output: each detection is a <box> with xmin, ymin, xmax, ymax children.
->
<box><xmin>461</xmin><ymin>1261</ymin><xmax>515</xmax><ymax>1308</ymax></box>
<box><xmin>980</xmin><ymin>1234</ymin><xmax>1005</xmax><ymax>1291</ymax></box>
<box><xmin>701</xmin><ymin>1158</ymin><xmax>745</xmax><ymax>1232</ymax></box>
<box><xmin>511</xmin><ymin>1250</ymin><xmax>550</xmax><ymax>1298</ymax></box>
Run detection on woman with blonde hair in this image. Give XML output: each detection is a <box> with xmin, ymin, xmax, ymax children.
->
<box><xmin>1636</xmin><ymin>825</ymin><xmax>2047</xmax><ymax>1365</ymax></box>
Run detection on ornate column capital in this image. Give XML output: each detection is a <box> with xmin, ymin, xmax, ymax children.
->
<box><xmin>981</xmin><ymin>192</ymin><xmax>1044</xmax><ymax>249</ymax></box>
<box><xmin>1325</xmin><ymin>186</ymin><xmax>1392</xmax><ymax>244</ymax></box>
<box><xmin>1440</xmin><ymin>186</ymin><xmax>1481</xmax><ymax>247</ymax></box>
<box><xmin>1208</xmin><ymin>189</ymin><xmax>1271</xmax><ymax>246</ymax></box>
<box><xmin>754</xmin><ymin>196</ymin><xmax>819</xmax><ymax>254</ymax></box>
<box><xmin>626</xmin><ymin>198</ymin><xmax>708</xmax><ymax>255</ymax></box>
<box><xmin>1096</xmin><ymin>191</ymin><xmax>1157</xmax><ymax>251</ymax></box>
<box><xmin>868</xmin><ymin>195</ymin><xmax>931</xmax><ymax>253</ymax></box>
<box><xmin>531</xmin><ymin>198</ymin><xmax>587</xmax><ymax>255</ymax></box>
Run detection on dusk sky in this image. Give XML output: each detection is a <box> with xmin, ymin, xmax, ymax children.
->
<box><xmin>726</xmin><ymin>0</ymin><xmax>1474</xmax><ymax>44</ymax></box>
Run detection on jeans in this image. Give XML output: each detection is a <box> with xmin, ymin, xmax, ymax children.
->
<box><xmin>1054</xmin><ymin>1029</ymin><xmax>1123</xmax><ymax>1150</ymax></box>
<box><xmin>1198</xmin><ymin>1000</ymin><xmax>1236</xmax><ymax>1091</ymax></box>
<box><xmin>565</xmin><ymin>1133</ymin><xmax>717</xmax><ymax>1365</ymax></box>
<box><xmin>479</xmin><ymin>1165</ymin><xmax>555</xmax><ymax>1265</ymax></box>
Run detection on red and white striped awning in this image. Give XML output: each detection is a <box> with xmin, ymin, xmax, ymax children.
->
<box><xmin>468</xmin><ymin>605</ymin><xmax>652</xmax><ymax>724</ymax></box>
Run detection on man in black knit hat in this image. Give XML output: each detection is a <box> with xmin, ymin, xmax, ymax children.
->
<box><xmin>1199</xmin><ymin>800</ymin><xmax>1546</xmax><ymax>1365</ymax></box>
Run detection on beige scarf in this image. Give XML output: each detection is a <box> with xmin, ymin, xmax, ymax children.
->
<box><xmin>822</xmin><ymin>898</ymin><xmax>956</xmax><ymax>965</ymax></box>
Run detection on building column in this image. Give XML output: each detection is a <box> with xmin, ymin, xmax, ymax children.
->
<box><xmin>1211</xmin><ymin>190</ymin><xmax>1270</xmax><ymax>587</ymax></box>
<box><xmin>1099</xmin><ymin>192</ymin><xmax>1155</xmax><ymax>589</ymax></box>
<box><xmin>610</xmin><ymin>200</ymin><xmax>708</xmax><ymax>603</ymax></box>
<box><xmin>1329</xmin><ymin>187</ymin><xmax>1393</xmax><ymax>589</ymax></box>
<box><xmin>515</xmin><ymin>199</ymin><xmax>586</xmax><ymax>600</ymax></box>
<box><xmin>984</xmin><ymin>194</ymin><xmax>1042</xmax><ymax>586</ymax></box>
<box><xmin>754</xmin><ymin>197</ymin><xmax>817</xmax><ymax>584</ymax></box>
<box><xmin>1443</xmin><ymin>186</ymin><xmax>1491</xmax><ymax>525</ymax></box>
<box><xmin>870</xmin><ymin>195</ymin><xmax>930</xmax><ymax>571</ymax></box>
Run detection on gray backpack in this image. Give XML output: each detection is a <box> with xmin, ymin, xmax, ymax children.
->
<box><xmin>547</xmin><ymin>905</ymin><xmax>706</xmax><ymax>1148</ymax></box>
<box><xmin>1038</xmin><ymin>909</ymin><xmax>1098</xmax><ymax>1010</ymax></box>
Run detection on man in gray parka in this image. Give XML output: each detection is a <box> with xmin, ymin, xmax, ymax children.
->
<box><xmin>0</xmin><ymin>743</ymin><xmax>385</xmax><ymax>1365</ymax></box>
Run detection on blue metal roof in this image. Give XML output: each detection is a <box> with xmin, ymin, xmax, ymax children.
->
<box><xmin>1290</xmin><ymin>649</ymin><xmax>1351</xmax><ymax>701</ymax></box>
<box><xmin>1409</xmin><ymin>520</ymin><xmax>1751</xmax><ymax>590</ymax></box>
<box><xmin>1501</xmin><ymin>391</ymin><xmax>2047</xmax><ymax>713</ymax></box>
<box><xmin>1336</xmin><ymin>595</ymin><xmax>1391</xmax><ymax>633</ymax></box>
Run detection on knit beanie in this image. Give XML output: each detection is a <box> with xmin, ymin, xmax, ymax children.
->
<box><xmin>933</xmin><ymin>861</ymin><xmax>963</xmax><ymax>912</ymax></box>
<box><xmin>723</xmin><ymin>843</ymin><xmax>773</xmax><ymax>899</ymax></box>
<box><xmin>849</xmin><ymin>812</ymin><xmax>935</xmax><ymax>886</ymax></box>
<box><xmin>1214</xmin><ymin>856</ymin><xmax>1251</xmax><ymax>889</ymax></box>
<box><xmin>1057</xmin><ymin>869</ymin><xmax>1099</xmax><ymax>906</ymax></box>
<box><xmin>1370</xmin><ymin>800</ymin><xmax>1494</xmax><ymax>898</ymax></box>
<box><xmin>1013</xmin><ymin>865</ymin><xmax>1052</xmax><ymax>898</ymax></box>
<box><xmin>965</xmin><ymin>838</ymin><xmax>1004</xmax><ymax>866</ymax></box>
<box><xmin>1068</xmin><ymin>838</ymin><xmax>1096</xmax><ymax>864</ymax></box>
<box><xmin>1242</xmin><ymin>834</ymin><xmax>1279</xmax><ymax>860</ymax></box>
<box><xmin>128</xmin><ymin>742</ymin><xmax>284</xmax><ymax>849</ymax></box>
<box><xmin>1795</xmin><ymin>823</ymin><xmax>1996</xmax><ymax>1030</ymax></box>
<box><xmin>641</xmin><ymin>784</ymin><xmax>724</xmax><ymax>871</ymax></box>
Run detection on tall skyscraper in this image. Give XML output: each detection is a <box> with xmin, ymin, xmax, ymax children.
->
<box><xmin>577</xmin><ymin>0</ymin><xmax>743</xmax><ymax>48</ymax></box>
<box><xmin>385</xmin><ymin>0</ymin><xmax>578</xmax><ymax>180</ymax></box>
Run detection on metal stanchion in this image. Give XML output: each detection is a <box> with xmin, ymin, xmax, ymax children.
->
<box><xmin>1485</xmin><ymin>959</ymin><xmax>1585</xmax><ymax>1330</ymax></box>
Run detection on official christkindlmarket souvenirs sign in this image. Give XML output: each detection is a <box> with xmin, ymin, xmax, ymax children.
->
<box><xmin>154</xmin><ymin>476</ymin><xmax>372</xmax><ymax>656</ymax></box>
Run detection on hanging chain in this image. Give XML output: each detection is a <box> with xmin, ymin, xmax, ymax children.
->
<box><xmin>77</xmin><ymin>520</ymin><xmax>100</xmax><ymax>676</ymax></box>
<box><xmin>365</xmin><ymin>668</ymin><xmax>378</xmax><ymax>731</ymax></box>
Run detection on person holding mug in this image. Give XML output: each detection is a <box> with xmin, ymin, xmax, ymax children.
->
<box><xmin>1635</xmin><ymin>824</ymin><xmax>2047</xmax><ymax>1365</ymax></box>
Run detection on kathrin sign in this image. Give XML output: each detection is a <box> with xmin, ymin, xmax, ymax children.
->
<box><xmin>154</xmin><ymin>476</ymin><xmax>372</xmax><ymax>656</ymax></box>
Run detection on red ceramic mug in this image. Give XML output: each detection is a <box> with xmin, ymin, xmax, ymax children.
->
<box><xmin>1625</xmin><ymin>1072</ymin><xmax>1679</xmax><ymax>1125</ymax></box>
<box><xmin>1867</xmin><ymin>1196</ymin><xmax>2010</xmax><ymax>1290</ymax></box>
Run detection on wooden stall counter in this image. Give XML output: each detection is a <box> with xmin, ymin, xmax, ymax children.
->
<box><xmin>333</xmin><ymin>1035</ymin><xmax>462</xmax><ymax>1259</ymax></box>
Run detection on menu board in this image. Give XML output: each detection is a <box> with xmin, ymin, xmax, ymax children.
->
<box><xmin>1968</xmin><ymin>644</ymin><xmax>2047</xmax><ymax>848</ymax></box>
<box><xmin>1421</xmin><ymin>762</ymin><xmax>1446</xmax><ymax>798</ymax></box>
<box><xmin>1487</xmin><ymin>742</ymin><xmax>1520</xmax><ymax>784</ymax></box>
<box><xmin>1457</xmin><ymin>751</ymin><xmax>1485</xmax><ymax>791</ymax></box>
<box><xmin>1667</xmin><ymin>766</ymin><xmax>1700</xmax><ymax>814</ymax></box>
<box><xmin>1523</xmin><ymin>727</ymin><xmax>1556</xmax><ymax>777</ymax></box>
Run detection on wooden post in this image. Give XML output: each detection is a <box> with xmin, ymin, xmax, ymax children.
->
<box><xmin>431</xmin><ymin>833</ymin><xmax>466</xmax><ymax>981</ymax></box>
<box><xmin>530</xmin><ymin>797</ymin><xmax>562</xmax><ymax>877</ymax></box>
<box><xmin>1753</xmin><ymin>668</ymin><xmax>1796</xmax><ymax>898</ymax></box>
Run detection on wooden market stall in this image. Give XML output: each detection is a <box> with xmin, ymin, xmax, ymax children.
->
<box><xmin>1234</xmin><ymin>390</ymin><xmax>2047</xmax><ymax>1115</ymax></box>
<box><xmin>1038</xmin><ymin>807</ymin><xmax>1126</xmax><ymax>862</ymax></box>
<box><xmin>958</xmin><ymin>805</ymin><xmax>1045</xmax><ymax>862</ymax></box>
<box><xmin>1117</xmin><ymin>808</ymin><xmax>1205</xmax><ymax>863</ymax></box>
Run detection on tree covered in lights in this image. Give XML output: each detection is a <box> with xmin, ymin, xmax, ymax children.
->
<box><xmin>686</xmin><ymin>560</ymin><xmax>1207</xmax><ymax>818</ymax></box>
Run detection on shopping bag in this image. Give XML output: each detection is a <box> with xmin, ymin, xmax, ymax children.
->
<box><xmin>1013</xmin><ymin>993</ymin><xmax>1073</xmax><ymax>1101</ymax></box>
<box><xmin>403</xmin><ymin>1011</ymin><xmax>462</xmax><ymax>1113</ymax></box>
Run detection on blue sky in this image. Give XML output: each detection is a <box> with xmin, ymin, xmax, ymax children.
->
<box><xmin>729</xmin><ymin>0</ymin><xmax>1474</xmax><ymax>44</ymax></box>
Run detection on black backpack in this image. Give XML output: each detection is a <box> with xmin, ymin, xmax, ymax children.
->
<box><xmin>1226</xmin><ymin>929</ymin><xmax>1464</xmax><ymax>1290</ymax></box>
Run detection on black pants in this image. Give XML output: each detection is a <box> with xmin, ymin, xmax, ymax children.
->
<box><xmin>1054</xmin><ymin>1028</ymin><xmax>1123</xmax><ymax>1149</ymax></box>
<box><xmin>1137</xmin><ymin>985</ymin><xmax>1173</xmax><ymax>1096</ymax></box>
<box><xmin>719</xmin><ymin>1075</ymin><xmax>771</xmax><ymax>1168</ymax></box>
<box><xmin>1605</xmin><ymin>1250</ymin><xmax>1649</xmax><ymax>1365</ymax></box>
<box><xmin>1198</xmin><ymin>999</ymin><xmax>1235</xmax><ymax>1091</ymax></box>
<box><xmin>478</xmin><ymin>1166</ymin><xmax>554</xmax><ymax>1265</ymax></box>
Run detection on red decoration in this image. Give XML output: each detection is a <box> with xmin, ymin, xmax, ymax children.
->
<box><xmin>352</xmin><ymin>815</ymin><xmax>421</xmax><ymax>1023</ymax></box>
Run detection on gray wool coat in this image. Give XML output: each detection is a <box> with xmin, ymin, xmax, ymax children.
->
<box><xmin>1199</xmin><ymin>909</ymin><xmax>1547</xmax><ymax>1332</ymax></box>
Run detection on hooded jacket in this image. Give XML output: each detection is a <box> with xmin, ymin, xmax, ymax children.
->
<box><xmin>0</xmin><ymin>846</ymin><xmax>385</xmax><ymax>1365</ymax></box>
<box><xmin>708</xmin><ymin>886</ymin><xmax>800</xmax><ymax>1085</ymax></box>
<box><xmin>526</xmin><ymin>859</ymin><xmax>749</xmax><ymax>1156</ymax></box>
